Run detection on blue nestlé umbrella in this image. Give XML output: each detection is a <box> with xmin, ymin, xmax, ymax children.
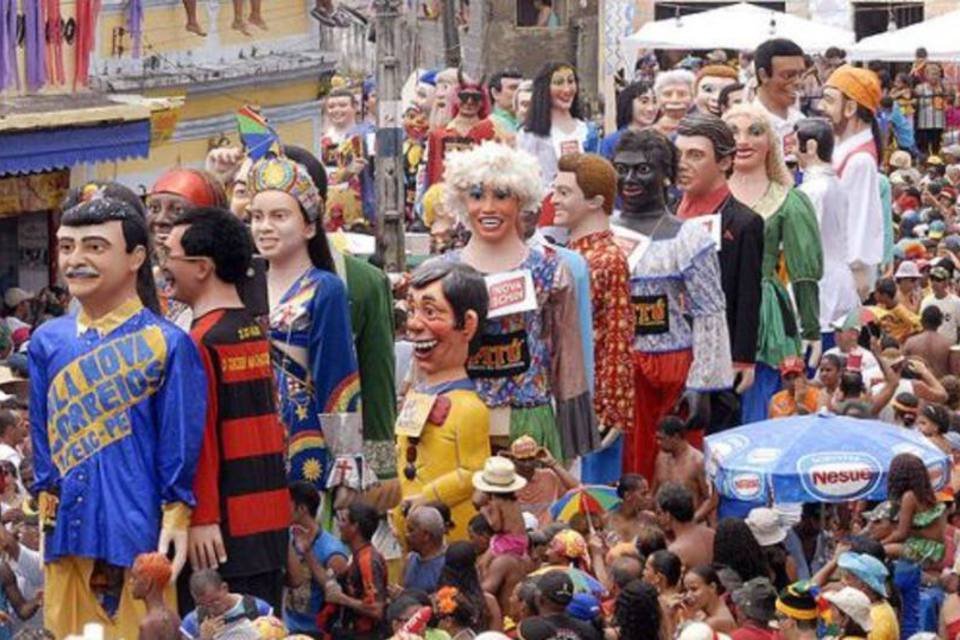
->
<box><xmin>704</xmin><ymin>413</ymin><xmax>950</xmax><ymax>504</ymax></box>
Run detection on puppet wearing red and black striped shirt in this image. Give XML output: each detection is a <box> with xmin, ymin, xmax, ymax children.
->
<box><xmin>190</xmin><ymin>308</ymin><xmax>291</xmax><ymax>593</ymax></box>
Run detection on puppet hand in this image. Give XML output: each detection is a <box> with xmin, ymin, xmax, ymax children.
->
<box><xmin>189</xmin><ymin>524</ymin><xmax>227</xmax><ymax>571</ymax></box>
<box><xmin>158</xmin><ymin>503</ymin><xmax>191</xmax><ymax>582</ymax></box>
<box><xmin>734</xmin><ymin>366</ymin><xmax>756</xmax><ymax>394</ymax></box>
<box><xmin>38</xmin><ymin>492</ymin><xmax>58</xmax><ymax>532</ymax></box>
<box><xmin>803</xmin><ymin>340</ymin><xmax>822</xmax><ymax>370</ymax></box>
<box><xmin>600</xmin><ymin>427</ymin><xmax>621</xmax><ymax>450</ymax></box>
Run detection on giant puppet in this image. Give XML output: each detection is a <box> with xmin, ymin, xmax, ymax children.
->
<box><xmin>394</xmin><ymin>261</ymin><xmax>491</xmax><ymax>542</ymax></box>
<box><xmin>723</xmin><ymin>104</ymin><xmax>824</xmax><ymax>423</ymax></box>
<box><xmin>552</xmin><ymin>152</ymin><xmax>635</xmax><ymax>483</ymax></box>
<box><xmin>29</xmin><ymin>194</ymin><xmax>206</xmax><ymax>639</ymax></box>
<box><xmin>246</xmin><ymin>156</ymin><xmax>372</xmax><ymax>496</ymax></box>
<box><xmin>611</xmin><ymin>129</ymin><xmax>733</xmax><ymax>479</ymax></box>
<box><xmin>441</xmin><ymin>142</ymin><xmax>598</xmax><ymax>460</ymax></box>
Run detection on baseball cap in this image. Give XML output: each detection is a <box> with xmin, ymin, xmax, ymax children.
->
<box><xmin>566</xmin><ymin>593</ymin><xmax>601</xmax><ymax>621</ymax></box>
<box><xmin>931</xmin><ymin>265</ymin><xmax>951</xmax><ymax>281</ymax></box>
<box><xmin>537</xmin><ymin>570</ymin><xmax>575</xmax><ymax>606</ymax></box>
<box><xmin>838</xmin><ymin>551</ymin><xmax>889</xmax><ymax>597</ymax></box>
<box><xmin>930</xmin><ymin>220</ymin><xmax>947</xmax><ymax>240</ymax></box>
<box><xmin>778</xmin><ymin>355</ymin><xmax>805</xmax><ymax>377</ymax></box>
<box><xmin>732</xmin><ymin>577</ymin><xmax>777</xmax><ymax>622</ymax></box>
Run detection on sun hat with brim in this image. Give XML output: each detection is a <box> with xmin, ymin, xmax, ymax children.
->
<box><xmin>0</xmin><ymin>365</ymin><xmax>24</xmax><ymax>387</ymax></box>
<box><xmin>472</xmin><ymin>456</ymin><xmax>528</xmax><ymax>493</ymax></box>
<box><xmin>895</xmin><ymin>260</ymin><xmax>922</xmax><ymax>279</ymax></box>
<box><xmin>838</xmin><ymin>552</ymin><xmax>888</xmax><ymax>597</ymax></box>
<box><xmin>776</xmin><ymin>581</ymin><xmax>819</xmax><ymax>621</ymax></box>
<box><xmin>2</xmin><ymin>288</ymin><xmax>33</xmax><ymax>309</ymax></box>
<box><xmin>928</xmin><ymin>155</ymin><xmax>945</xmax><ymax>166</ymax></box>
<box><xmin>823</xmin><ymin>587</ymin><xmax>874</xmax><ymax>632</ymax></box>
<box><xmin>745</xmin><ymin>507</ymin><xmax>788</xmax><ymax>546</ymax></box>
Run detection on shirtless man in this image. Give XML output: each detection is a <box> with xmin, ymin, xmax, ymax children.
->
<box><xmin>130</xmin><ymin>552</ymin><xmax>181</xmax><ymax>640</ymax></box>
<box><xmin>903</xmin><ymin>306</ymin><xmax>953</xmax><ymax>378</ymax></box>
<box><xmin>481</xmin><ymin>552</ymin><xmax>536</xmax><ymax>614</ymax></box>
<box><xmin>656</xmin><ymin>483</ymin><xmax>715</xmax><ymax>570</ymax></box>
<box><xmin>653</xmin><ymin>417</ymin><xmax>715</xmax><ymax>523</ymax></box>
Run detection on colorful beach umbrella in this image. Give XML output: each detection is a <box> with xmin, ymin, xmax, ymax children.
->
<box><xmin>549</xmin><ymin>485</ymin><xmax>621</xmax><ymax>522</ymax></box>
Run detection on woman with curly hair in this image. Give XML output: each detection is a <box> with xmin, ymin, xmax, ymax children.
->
<box><xmin>713</xmin><ymin>517</ymin><xmax>771</xmax><ymax>583</ymax></box>
<box><xmin>882</xmin><ymin>452</ymin><xmax>947</xmax><ymax>567</ymax></box>
<box><xmin>613</xmin><ymin>579</ymin><xmax>662</xmax><ymax>640</ymax></box>
<box><xmin>438</xmin><ymin>541</ymin><xmax>501</xmax><ymax>631</ymax></box>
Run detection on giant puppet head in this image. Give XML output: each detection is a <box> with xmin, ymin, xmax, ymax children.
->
<box><xmin>148</xmin><ymin>169</ymin><xmax>227</xmax><ymax>249</ymax></box>
<box><xmin>442</xmin><ymin>142</ymin><xmax>544</xmax><ymax>245</ymax></box>
<box><xmin>612</xmin><ymin>129</ymin><xmax>677</xmax><ymax>214</ymax></box>
<box><xmin>553</xmin><ymin>153</ymin><xmax>617</xmax><ymax>233</ymax></box>
<box><xmin>406</xmin><ymin>260</ymin><xmax>488</xmax><ymax>382</ymax></box>
<box><xmin>654</xmin><ymin>69</ymin><xmax>695</xmax><ymax>122</ymax></box>
<box><xmin>58</xmin><ymin>194</ymin><xmax>158</xmax><ymax>316</ymax></box>
<box><xmin>722</xmin><ymin>103</ymin><xmax>793</xmax><ymax>186</ymax></box>
<box><xmin>675</xmin><ymin>113</ymin><xmax>736</xmax><ymax>198</ymax></box>
<box><xmin>452</xmin><ymin>70</ymin><xmax>490</xmax><ymax>121</ymax></box>
<box><xmin>694</xmin><ymin>65</ymin><xmax>739</xmax><ymax>116</ymax></box>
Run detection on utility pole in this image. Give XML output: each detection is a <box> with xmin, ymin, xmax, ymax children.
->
<box><xmin>372</xmin><ymin>0</ymin><xmax>406</xmax><ymax>273</ymax></box>
<box><xmin>441</xmin><ymin>0</ymin><xmax>461</xmax><ymax>67</ymax></box>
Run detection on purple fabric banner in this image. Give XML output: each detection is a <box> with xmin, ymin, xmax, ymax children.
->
<box><xmin>128</xmin><ymin>0</ymin><xmax>143</xmax><ymax>58</ymax></box>
<box><xmin>25</xmin><ymin>0</ymin><xmax>47</xmax><ymax>91</ymax></box>
<box><xmin>0</xmin><ymin>0</ymin><xmax>18</xmax><ymax>91</ymax></box>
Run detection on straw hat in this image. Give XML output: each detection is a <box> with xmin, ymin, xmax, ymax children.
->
<box><xmin>472</xmin><ymin>457</ymin><xmax>527</xmax><ymax>493</ymax></box>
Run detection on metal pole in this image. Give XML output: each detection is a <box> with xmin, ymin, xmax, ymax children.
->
<box><xmin>373</xmin><ymin>0</ymin><xmax>406</xmax><ymax>273</ymax></box>
<box><xmin>441</xmin><ymin>0</ymin><xmax>461</xmax><ymax>67</ymax></box>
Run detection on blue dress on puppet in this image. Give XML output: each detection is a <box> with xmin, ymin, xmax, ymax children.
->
<box><xmin>269</xmin><ymin>266</ymin><xmax>373</xmax><ymax>492</ymax></box>
<box><xmin>28</xmin><ymin>298</ymin><xmax>206</xmax><ymax>567</ymax></box>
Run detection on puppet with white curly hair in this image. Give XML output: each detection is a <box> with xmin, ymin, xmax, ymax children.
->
<box><xmin>441</xmin><ymin>142</ymin><xmax>599</xmax><ymax>462</ymax></box>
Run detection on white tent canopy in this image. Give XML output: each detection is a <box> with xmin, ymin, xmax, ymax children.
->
<box><xmin>848</xmin><ymin>9</ymin><xmax>960</xmax><ymax>61</ymax></box>
<box><xmin>624</xmin><ymin>3</ymin><xmax>855</xmax><ymax>54</ymax></box>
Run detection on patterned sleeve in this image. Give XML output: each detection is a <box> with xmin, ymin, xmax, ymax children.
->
<box><xmin>591</xmin><ymin>249</ymin><xmax>635</xmax><ymax>433</ymax></box>
<box><xmin>679</xmin><ymin>223</ymin><xmax>734</xmax><ymax>391</ymax></box>
<box><xmin>548</xmin><ymin>260</ymin><xmax>600</xmax><ymax>458</ymax></box>
<box><xmin>782</xmin><ymin>190</ymin><xmax>824</xmax><ymax>341</ymax></box>
<box><xmin>309</xmin><ymin>275</ymin><xmax>368</xmax><ymax>490</ymax></box>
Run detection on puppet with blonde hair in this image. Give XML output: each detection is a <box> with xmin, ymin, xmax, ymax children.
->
<box><xmin>131</xmin><ymin>552</ymin><xmax>180</xmax><ymax>640</ymax></box>
<box><xmin>723</xmin><ymin>103</ymin><xmax>824</xmax><ymax>424</ymax></box>
<box><xmin>441</xmin><ymin>142</ymin><xmax>599</xmax><ymax>461</ymax></box>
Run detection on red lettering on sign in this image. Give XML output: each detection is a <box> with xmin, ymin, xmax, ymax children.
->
<box><xmin>811</xmin><ymin>469</ymin><xmax>873</xmax><ymax>485</ymax></box>
<box><xmin>489</xmin><ymin>278</ymin><xmax>526</xmax><ymax>310</ymax></box>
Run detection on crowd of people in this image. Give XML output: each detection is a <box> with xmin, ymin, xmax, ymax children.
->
<box><xmin>6</xmin><ymin>27</ymin><xmax>960</xmax><ymax>640</ymax></box>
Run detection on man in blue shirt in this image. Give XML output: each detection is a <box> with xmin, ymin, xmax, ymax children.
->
<box><xmin>402</xmin><ymin>506</ymin><xmax>447</xmax><ymax>593</ymax></box>
<box><xmin>284</xmin><ymin>481</ymin><xmax>349</xmax><ymax>635</ymax></box>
